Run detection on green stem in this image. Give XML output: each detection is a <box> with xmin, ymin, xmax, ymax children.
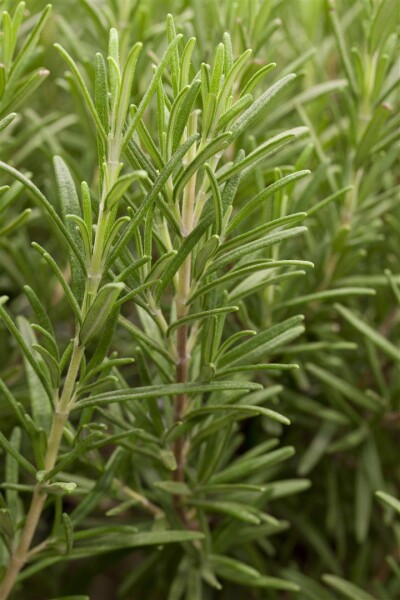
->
<box><xmin>173</xmin><ymin>113</ymin><xmax>198</xmax><ymax>490</ymax></box>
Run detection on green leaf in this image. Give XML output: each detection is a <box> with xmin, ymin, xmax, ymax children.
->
<box><xmin>267</xmin><ymin>79</ymin><xmax>348</xmax><ymax>123</ymax></box>
<box><xmin>224</xmin><ymin>572</ymin><xmax>299</xmax><ymax>591</ymax></box>
<box><xmin>122</xmin><ymin>34</ymin><xmax>183</xmax><ymax>151</ymax></box>
<box><xmin>115</xmin><ymin>256</ymin><xmax>151</xmax><ymax>283</ymax></box>
<box><xmin>73</xmin><ymin>530</ymin><xmax>204</xmax><ymax>556</ymax></box>
<box><xmin>70</xmin><ymin>449</ymin><xmax>124</xmax><ymax>525</ymax></box>
<box><xmin>31</xmin><ymin>243</ymin><xmax>82</xmax><ymax>325</ymax></box>
<box><xmin>355</xmin><ymin>461</ymin><xmax>372</xmax><ymax>544</ymax></box>
<box><xmin>216</xmin><ymin>363</ymin><xmax>298</xmax><ymax>377</ymax></box>
<box><xmin>115</xmin><ymin>280</ymin><xmax>159</xmax><ymax>308</ymax></box>
<box><xmin>306</xmin><ymin>363</ymin><xmax>381</xmax><ymax>412</ymax></box>
<box><xmin>166</xmin><ymin>14</ymin><xmax>180</xmax><ymax>96</ymax></box>
<box><xmin>191</xmin><ymin>260</ymin><xmax>312</xmax><ymax>303</ymax></box>
<box><xmin>167</xmin><ymin>306</ymin><xmax>238</xmax><ymax>336</ymax></box>
<box><xmin>119</xmin><ymin>316</ymin><xmax>174</xmax><ymax>364</ymax></box>
<box><xmin>193</xmin><ymin>235</ymin><xmax>220</xmax><ymax>279</ymax></box>
<box><xmin>104</xmin><ymin>171</ymin><xmax>147</xmax><ymax>210</ymax></box>
<box><xmin>80</xmin><ymin>182</ymin><xmax>93</xmax><ymax>246</ymax></box>
<box><xmin>86</xmin><ymin>306</ymin><xmax>120</xmax><ymax>372</ymax></box>
<box><xmin>0</xmin><ymin>163</ymin><xmax>87</xmax><ymax>274</ymax></box>
<box><xmin>298</xmin><ymin>422</ymin><xmax>337</xmax><ymax>475</ymax></box>
<box><xmin>230</xmin><ymin>73</ymin><xmax>296</xmax><ymax>139</ymax></box>
<box><xmin>218</xmin><ymin>315</ymin><xmax>305</xmax><ymax>368</ymax></box>
<box><xmin>32</xmin><ymin>343</ymin><xmax>59</xmax><ymax>388</ymax></box>
<box><xmin>375</xmin><ymin>491</ymin><xmax>400</xmax><ymax>515</ymax></box>
<box><xmin>54</xmin><ymin>43</ymin><xmax>107</xmax><ymax>141</ymax></box>
<box><xmin>335</xmin><ymin>304</ymin><xmax>400</xmax><ymax>364</ymax></box>
<box><xmin>279</xmin><ymin>287</ymin><xmax>376</xmax><ymax>309</ymax></box>
<box><xmin>108</xmin><ymin>28</ymin><xmax>120</xmax><ymax>108</ymax></box>
<box><xmin>43</xmin><ymin>482</ymin><xmax>77</xmax><ymax>495</ymax></box>
<box><xmin>9</xmin><ymin>4</ymin><xmax>51</xmax><ymax>80</ymax></box>
<box><xmin>146</xmin><ymin>252</ymin><xmax>176</xmax><ymax>282</ymax></box>
<box><xmin>322</xmin><ymin>575</ymin><xmax>376</xmax><ymax>600</ymax></box>
<box><xmin>209</xmin><ymin>227</ymin><xmax>307</xmax><ymax>274</ymax></box>
<box><xmin>1</xmin><ymin>68</ymin><xmax>50</xmax><ymax>116</ymax></box>
<box><xmin>216</xmin><ymin>94</ymin><xmax>253</xmax><ymax>133</ymax></box>
<box><xmin>154</xmin><ymin>481</ymin><xmax>192</xmax><ymax>496</ymax></box>
<box><xmin>0</xmin><ymin>379</ymin><xmax>31</xmax><ymax>433</ymax></box>
<box><xmin>210</xmin><ymin>555</ymin><xmax>299</xmax><ymax>591</ymax></box>
<box><xmin>172</xmin><ymin>80</ymin><xmax>201</xmax><ymax>153</ymax></box>
<box><xmin>222</xmin><ymin>213</ymin><xmax>308</xmax><ymax>253</ymax></box>
<box><xmin>210</xmin><ymin>43</ymin><xmax>225</xmax><ymax>95</ymax></box>
<box><xmin>94</xmin><ymin>52</ymin><xmax>108</xmax><ymax>133</ymax></box>
<box><xmin>222</xmin><ymin>32</ymin><xmax>233</xmax><ymax>74</ymax></box>
<box><xmin>166</xmin><ymin>85</ymin><xmax>191</xmax><ymax>155</ymax></box>
<box><xmin>355</xmin><ymin>104</ymin><xmax>392</xmax><ymax>165</ymax></box>
<box><xmin>226</xmin><ymin>171</ymin><xmax>310</xmax><ymax>232</ymax></box>
<box><xmin>53</xmin><ymin>156</ymin><xmax>85</xmax><ymax>301</ymax></box>
<box><xmin>198</xmin><ymin>483</ymin><xmax>265</xmax><ymax>494</ymax></box>
<box><xmin>0</xmin><ymin>431</ymin><xmax>36</xmax><ymax>476</ymax></box>
<box><xmin>0</xmin><ymin>298</ymin><xmax>53</xmax><ymax>401</ymax></box>
<box><xmin>203</xmin><ymin>93</ymin><xmax>217</xmax><ymax>138</ymax></box>
<box><xmin>73</xmin><ymin>381</ymin><xmax>262</xmax><ymax>410</ymax></box>
<box><xmin>180</xmin><ymin>37</ymin><xmax>196</xmax><ymax>88</ymax></box>
<box><xmin>0</xmin><ymin>113</ymin><xmax>17</xmax><ymax>133</ymax></box>
<box><xmin>0</xmin><ymin>508</ymin><xmax>14</xmax><ymax>554</ymax></box>
<box><xmin>185</xmin><ymin>404</ymin><xmax>290</xmax><ymax>426</ymax></box>
<box><xmin>205</xmin><ymin>164</ymin><xmax>223</xmax><ymax>235</ymax></box>
<box><xmin>160</xmin><ymin>449</ymin><xmax>177</xmax><ymax>471</ymax></box>
<box><xmin>173</xmin><ymin>132</ymin><xmax>232</xmax><ymax>202</ymax></box>
<box><xmin>217</xmin><ymin>49</ymin><xmax>252</xmax><ymax>113</ymax></box>
<box><xmin>219</xmin><ymin>127</ymin><xmax>308</xmax><ymax>183</ymax></box>
<box><xmin>262</xmin><ymin>479</ymin><xmax>311</xmax><ymax>500</ymax></box>
<box><xmin>4</xmin><ymin>428</ymin><xmax>22</xmax><ymax>520</ymax></box>
<box><xmin>115</xmin><ymin>42</ymin><xmax>142</xmax><ymax>136</ymax></box>
<box><xmin>189</xmin><ymin>500</ymin><xmax>260</xmax><ymax>524</ymax></box>
<box><xmin>200</xmin><ymin>62</ymin><xmax>210</xmax><ymax>107</ymax></box>
<box><xmin>0</xmin><ymin>208</ymin><xmax>31</xmax><ymax>236</ymax></box>
<box><xmin>328</xmin><ymin>4</ymin><xmax>358</xmax><ymax>96</ymax></box>
<box><xmin>370</xmin><ymin>0</ymin><xmax>398</xmax><ymax>52</ymax></box>
<box><xmin>210</xmin><ymin>554</ymin><xmax>260</xmax><ymax>579</ymax></box>
<box><xmin>79</xmin><ymin>283</ymin><xmax>124</xmax><ymax>344</ymax></box>
<box><xmin>385</xmin><ymin>269</ymin><xmax>400</xmax><ymax>306</ymax></box>
<box><xmin>210</xmin><ymin>446</ymin><xmax>295</xmax><ymax>484</ymax></box>
<box><xmin>61</xmin><ymin>513</ymin><xmax>74</xmax><ymax>554</ymax></box>
<box><xmin>307</xmin><ymin>186</ymin><xmax>353</xmax><ymax>216</ymax></box>
<box><xmin>241</xmin><ymin>63</ymin><xmax>276</xmax><ymax>97</ymax></box>
<box><xmin>282</xmin><ymin>570</ymin><xmax>336</xmax><ymax>600</ymax></box>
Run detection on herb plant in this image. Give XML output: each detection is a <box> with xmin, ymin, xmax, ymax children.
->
<box><xmin>0</xmin><ymin>1</ymin><xmax>398</xmax><ymax>599</ymax></box>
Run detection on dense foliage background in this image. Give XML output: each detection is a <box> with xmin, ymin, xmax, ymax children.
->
<box><xmin>0</xmin><ymin>0</ymin><xmax>399</xmax><ymax>599</ymax></box>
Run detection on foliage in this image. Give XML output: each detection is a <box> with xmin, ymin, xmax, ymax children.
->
<box><xmin>0</xmin><ymin>1</ymin><xmax>398</xmax><ymax>599</ymax></box>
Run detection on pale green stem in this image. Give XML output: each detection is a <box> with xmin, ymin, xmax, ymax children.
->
<box><xmin>173</xmin><ymin>113</ymin><xmax>198</xmax><ymax>488</ymax></box>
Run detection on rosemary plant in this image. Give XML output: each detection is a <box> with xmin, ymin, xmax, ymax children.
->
<box><xmin>0</xmin><ymin>1</ymin><xmax>398</xmax><ymax>599</ymax></box>
<box><xmin>0</xmin><ymin>6</ymin><xmax>311</xmax><ymax>599</ymax></box>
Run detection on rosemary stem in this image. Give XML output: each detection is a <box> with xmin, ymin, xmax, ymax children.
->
<box><xmin>173</xmin><ymin>113</ymin><xmax>198</xmax><ymax>490</ymax></box>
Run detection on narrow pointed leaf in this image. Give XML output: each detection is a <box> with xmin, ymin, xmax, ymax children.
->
<box><xmin>80</xmin><ymin>283</ymin><xmax>124</xmax><ymax>344</ymax></box>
